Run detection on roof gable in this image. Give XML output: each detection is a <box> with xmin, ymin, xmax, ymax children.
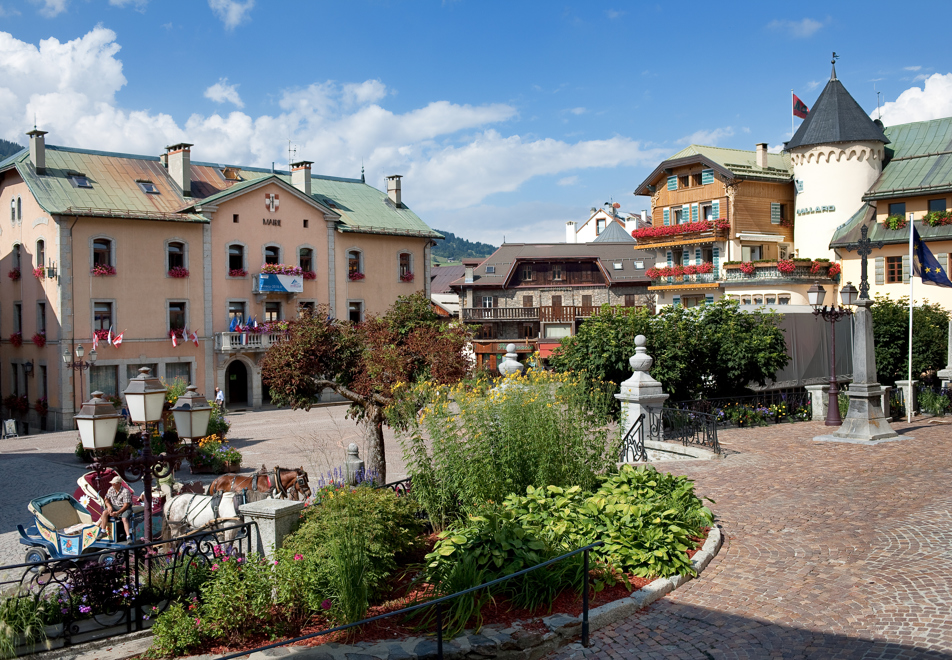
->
<box><xmin>592</xmin><ymin>221</ymin><xmax>636</xmax><ymax>243</ymax></box>
<box><xmin>634</xmin><ymin>146</ymin><xmax>791</xmax><ymax>195</ymax></box>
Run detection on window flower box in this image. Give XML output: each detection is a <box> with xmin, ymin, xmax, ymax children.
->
<box><xmin>349</xmin><ymin>271</ymin><xmax>365</xmax><ymax>281</ymax></box>
<box><xmin>924</xmin><ymin>210</ymin><xmax>952</xmax><ymax>227</ymax></box>
<box><xmin>883</xmin><ymin>214</ymin><xmax>907</xmax><ymax>231</ymax></box>
<box><xmin>228</xmin><ymin>268</ymin><xmax>248</xmax><ymax>277</ymax></box>
<box><xmin>827</xmin><ymin>263</ymin><xmax>841</xmax><ymax>278</ymax></box>
<box><xmin>261</xmin><ymin>264</ymin><xmax>303</xmax><ymax>276</ymax></box>
<box><xmin>8</xmin><ymin>268</ymin><xmax>20</xmax><ymax>281</ymax></box>
<box><xmin>168</xmin><ymin>266</ymin><xmax>190</xmax><ymax>278</ymax></box>
<box><xmin>776</xmin><ymin>259</ymin><xmax>796</xmax><ymax>274</ymax></box>
<box><xmin>9</xmin><ymin>332</ymin><xmax>22</xmax><ymax>347</ymax></box>
<box><xmin>94</xmin><ymin>329</ymin><xmax>111</xmax><ymax>341</ymax></box>
<box><xmin>32</xmin><ymin>267</ymin><xmax>45</xmax><ymax>279</ymax></box>
<box><xmin>91</xmin><ymin>264</ymin><xmax>116</xmax><ymax>277</ymax></box>
<box><xmin>632</xmin><ymin>219</ymin><xmax>731</xmax><ymax>243</ymax></box>
<box><xmin>32</xmin><ymin>332</ymin><xmax>46</xmax><ymax>348</ymax></box>
<box><xmin>302</xmin><ymin>271</ymin><xmax>317</xmax><ymax>280</ymax></box>
<box><xmin>34</xmin><ymin>396</ymin><xmax>48</xmax><ymax>416</ymax></box>
<box><xmin>646</xmin><ymin>262</ymin><xmax>714</xmax><ymax>280</ymax></box>
<box><xmin>400</xmin><ymin>272</ymin><xmax>415</xmax><ymax>283</ymax></box>
<box><xmin>738</xmin><ymin>262</ymin><xmax>755</xmax><ymax>275</ymax></box>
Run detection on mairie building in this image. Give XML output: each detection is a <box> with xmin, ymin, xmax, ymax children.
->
<box><xmin>0</xmin><ymin>132</ymin><xmax>440</xmax><ymax>432</ymax></box>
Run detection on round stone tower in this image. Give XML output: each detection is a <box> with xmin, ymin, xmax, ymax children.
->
<box><xmin>787</xmin><ymin>61</ymin><xmax>889</xmax><ymax>260</ymax></box>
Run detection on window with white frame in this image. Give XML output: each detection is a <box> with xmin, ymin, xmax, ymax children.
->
<box><xmin>348</xmin><ymin>301</ymin><xmax>363</xmax><ymax>323</ymax></box>
<box><xmin>264</xmin><ymin>301</ymin><xmax>281</xmax><ymax>322</ymax></box>
<box><xmin>16</xmin><ymin>196</ymin><xmax>21</xmax><ymax>222</ymax></box>
<box><xmin>228</xmin><ymin>301</ymin><xmax>246</xmax><ymax>326</ymax></box>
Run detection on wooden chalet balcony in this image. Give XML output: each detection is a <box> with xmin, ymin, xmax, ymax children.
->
<box><xmin>539</xmin><ymin>305</ymin><xmax>601</xmax><ymax>322</ymax></box>
<box><xmin>463</xmin><ymin>306</ymin><xmax>609</xmax><ymax>323</ymax></box>
<box><xmin>215</xmin><ymin>331</ymin><xmax>287</xmax><ymax>352</ymax></box>
<box><xmin>721</xmin><ymin>262</ymin><xmax>833</xmax><ymax>285</ymax></box>
<box><xmin>634</xmin><ymin>225</ymin><xmax>730</xmax><ymax>249</ymax></box>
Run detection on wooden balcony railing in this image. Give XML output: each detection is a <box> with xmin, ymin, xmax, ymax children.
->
<box><xmin>634</xmin><ymin>226</ymin><xmax>730</xmax><ymax>248</ymax></box>
<box><xmin>463</xmin><ymin>307</ymin><xmax>540</xmax><ymax>321</ymax></box>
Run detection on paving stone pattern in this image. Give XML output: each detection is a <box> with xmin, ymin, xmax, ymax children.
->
<box><xmin>551</xmin><ymin>419</ymin><xmax>952</xmax><ymax>660</ymax></box>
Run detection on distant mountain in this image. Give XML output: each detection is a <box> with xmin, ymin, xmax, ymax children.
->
<box><xmin>432</xmin><ymin>229</ymin><xmax>497</xmax><ymax>262</ymax></box>
<box><xmin>0</xmin><ymin>139</ymin><xmax>24</xmax><ymax>160</ymax></box>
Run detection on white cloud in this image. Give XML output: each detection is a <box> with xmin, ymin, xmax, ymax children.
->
<box><xmin>767</xmin><ymin>18</ymin><xmax>823</xmax><ymax>38</ymax></box>
<box><xmin>31</xmin><ymin>0</ymin><xmax>68</xmax><ymax>17</ymax></box>
<box><xmin>0</xmin><ymin>28</ymin><xmax>664</xmax><ymax>215</ymax></box>
<box><xmin>429</xmin><ymin>202</ymin><xmax>589</xmax><ymax>244</ymax></box>
<box><xmin>558</xmin><ymin>176</ymin><xmax>578</xmax><ymax>186</ymax></box>
<box><xmin>677</xmin><ymin>126</ymin><xmax>735</xmax><ymax>146</ymax></box>
<box><xmin>768</xmin><ymin>144</ymin><xmax>784</xmax><ymax>153</ymax></box>
<box><xmin>208</xmin><ymin>0</ymin><xmax>253</xmax><ymax>29</ymax></box>
<box><xmin>605</xmin><ymin>9</ymin><xmax>624</xmax><ymax>20</ymax></box>
<box><xmin>805</xmin><ymin>80</ymin><xmax>821</xmax><ymax>91</ymax></box>
<box><xmin>904</xmin><ymin>66</ymin><xmax>922</xmax><ymax>71</ymax></box>
<box><xmin>913</xmin><ymin>74</ymin><xmax>929</xmax><ymax>82</ymax></box>
<box><xmin>568</xmin><ymin>107</ymin><xmax>586</xmax><ymax>115</ymax></box>
<box><xmin>877</xmin><ymin>73</ymin><xmax>952</xmax><ymax>126</ymax></box>
<box><xmin>109</xmin><ymin>0</ymin><xmax>148</xmax><ymax>9</ymax></box>
<box><xmin>204</xmin><ymin>78</ymin><xmax>244</xmax><ymax>108</ymax></box>
<box><xmin>0</xmin><ymin>4</ymin><xmax>22</xmax><ymax>16</ymax></box>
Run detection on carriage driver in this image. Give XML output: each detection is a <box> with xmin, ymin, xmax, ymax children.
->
<box><xmin>98</xmin><ymin>476</ymin><xmax>132</xmax><ymax>539</ymax></box>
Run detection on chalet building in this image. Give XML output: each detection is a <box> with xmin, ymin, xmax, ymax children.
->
<box><xmin>565</xmin><ymin>203</ymin><xmax>647</xmax><ymax>243</ymax></box>
<box><xmin>450</xmin><ymin>236</ymin><xmax>653</xmax><ymax>370</ymax></box>
<box><xmin>0</xmin><ymin>131</ymin><xmax>440</xmax><ymax>431</ymax></box>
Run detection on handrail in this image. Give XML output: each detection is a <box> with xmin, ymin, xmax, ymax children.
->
<box><xmin>213</xmin><ymin>540</ymin><xmax>607</xmax><ymax>660</ymax></box>
<box><xmin>619</xmin><ymin>413</ymin><xmax>646</xmax><ymax>462</ymax></box>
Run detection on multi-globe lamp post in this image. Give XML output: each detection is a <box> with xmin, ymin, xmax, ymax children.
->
<box><xmin>74</xmin><ymin>367</ymin><xmax>212</xmax><ymax>542</ymax></box>
<box><xmin>808</xmin><ymin>281</ymin><xmax>859</xmax><ymax>426</ymax></box>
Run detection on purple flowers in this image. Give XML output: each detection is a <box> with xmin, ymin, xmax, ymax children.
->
<box><xmin>79</xmin><ymin>605</ymin><xmax>91</xmax><ymax>614</ymax></box>
<box><xmin>321</xmin><ymin>599</ymin><xmax>332</xmax><ymax>611</ymax></box>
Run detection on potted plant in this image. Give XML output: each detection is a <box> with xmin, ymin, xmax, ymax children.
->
<box><xmin>8</xmin><ymin>268</ymin><xmax>20</xmax><ymax>281</ymax></box>
<box><xmin>400</xmin><ymin>272</ymin><xmax>415</xmax><ymax>282</ymax></box>
<box><xmin>884</xmin><ymin>214</ymin><xmax>907</xmax><ymax>231</ymax></box>
<box><xmin>167</xmin><ymin>266</ymin><xmax>189</xmax><ymax>278</ymax></box>
<box><xmin>738</xmin><ymin>262</ymin><xmax>756</xmax><ymax>275</ymax></box>
<box><xmin>302</xmin><ymin>271</ymin><xmax>317</xmax><ymax>280</ymax></box>
<box><xmin>776</xmin><ymin>259</ymin><xmax>796</xmax><ymax>274</ymax></box>
<box><xmin>32</xmin><ymin>267</ymin><xmax>45</xmax><ymax>279</ymax></box>
<box><xmin>32</xmin><ymin>332</ymin><xmax>46</xmax><ymax>347</ymax></box>
<box><xmin>228</xmin><ymin>268</ymin><xmax>248</xmax><ymax>277</ymax></box>
<box><xmin>9</xmin><ymin>332</ymin><xmax>22</xmax><ymax>347</ymax></box>
<box><xmin>91</xmin><ymin>264</ymin><xmax>117</xmax><ymax>276</ymax></box>
<box><xmin>349</xmin><ymin>271</ymin><xmax>365</xmax><ymax>281</ymax></box>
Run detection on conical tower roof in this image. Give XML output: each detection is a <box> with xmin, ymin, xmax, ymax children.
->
<box><xmin>786</xmin><ymin>66</ymin><xmax>888</xmax><ymax>151</ymax></box>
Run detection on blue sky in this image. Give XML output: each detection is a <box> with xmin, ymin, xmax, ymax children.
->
<box><xmin>1</xmin><ymin>0</ymin><xmax>951</xmax><ymax>243</ymax></box>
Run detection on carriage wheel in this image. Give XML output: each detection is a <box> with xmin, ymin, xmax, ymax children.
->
<box><xmin>24</xmin><ymin>548</ymin><xmax>48</xmax><ymax>566</ymax></box>
<box><xmin>98</xmin><ymin>552</ymin><xmax>118</xmax><ymax>566</ymax></box>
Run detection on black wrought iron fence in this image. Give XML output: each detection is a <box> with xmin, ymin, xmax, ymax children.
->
<box><xmin>618</xmin><ymin>413</ymin><xmax>646</xmax><ymax>463</ymax></box>
<box><xmin>0</xmin><ymin>520</ymin><xmax>256</xmax><ymax>653</ymax></box>
<box><xmin>648</xmin><ymin>407</ymin><xmax>720</xmax><ymax>454</ymax></box>
<box><xmin>671</xmin><ymin>388</ymin><xmax>812</xmax><ymax>427</ymax></box>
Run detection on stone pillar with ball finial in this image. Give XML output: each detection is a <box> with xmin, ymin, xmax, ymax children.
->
<box><xmin>615</xmin><ymin>335</ymin><xmax>668</xmax><ymax>442</ymax></box>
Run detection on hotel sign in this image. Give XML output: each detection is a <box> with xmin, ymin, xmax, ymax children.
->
<box><xmin>797</xmin><ymin>205</ymin><xmax>835</xmax><ymax>215</ymax></box>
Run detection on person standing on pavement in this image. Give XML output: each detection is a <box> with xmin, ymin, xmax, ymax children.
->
<box><xmin>215</xmin><ymin>387</ymin><xmax>225</xmax><ymax>407</ymax></box>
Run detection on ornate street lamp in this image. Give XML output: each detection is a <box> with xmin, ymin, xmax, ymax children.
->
<box><xmin>808</xmin><ymin>282</ymin><xmax>857</xmax><ymax>426</ymax></box>
<box><xmin>64</xmin><ymin>344</ymin><xmax>97</xmax><ymax>404</ymax></box>
<box><xmin>77</xmin><ymin>368</ymin><xmax>211</xmax><ymax>543</ymax></box>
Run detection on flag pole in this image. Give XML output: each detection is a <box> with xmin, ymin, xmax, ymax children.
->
<box><xmin>908</xmin><ymin>213</ymin><xmax>914</xmax><ymax>423</ymax></box>
<box><xmin>791</xmin><ymin>89</ymin><xmax>795</xmax><ymax>136</ymax></box>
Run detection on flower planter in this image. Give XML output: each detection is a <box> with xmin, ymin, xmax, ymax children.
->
<box><xmin>190</xmin><ymin>461</ymin><xmax>241</xmax><ymax>474</ymax></box>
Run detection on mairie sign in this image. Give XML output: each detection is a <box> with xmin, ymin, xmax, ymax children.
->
<box><xmin>797</xmin><ymin>205</ymin><xmax>836</xmax><ymax>215</ymax></box>
<box><xmin>257</xmin><ymin>274</ymin><xmax>303</xmax><ymax>293</ymax></box>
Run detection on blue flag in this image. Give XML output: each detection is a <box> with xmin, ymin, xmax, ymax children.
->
<box><xmin>912</xmin><ymin>226</ymin><xmax>952</xmax><ymax>288</ymax></box>
<box><xmin>229</xmin><ymin>315</ymin><xmax>238</xmax><ymax>332</ymax></box>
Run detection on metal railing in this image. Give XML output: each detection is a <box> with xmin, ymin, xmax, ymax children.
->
<box><xmin>619</xmin><ymin>413</ymin><xmax>646</xmax><ymax>463</ymax></box>
<box><xmin>647</xmin><ymin>407</ymin><xmax>720</xmax><ymax>453</ymax></box>
<box><xmin>213</xmin><ymin>540</ymin><xmax>606</xmax><ymax>660</ymax></box>
<box><xmin>671</xmin><ymin>388</ymin><xmax>812</xmax><ymax>426</ymax></box>
<box><xmin>721</xmin><ymin>264</ymin><xmax>828</xmax><ymax>284</ymax></box>
<box><xmin>1</xmin><ymin>520</ymin><xmax>257</xmax><ymax>651</ymax></box>
<box><xmin>215</xmin><ymin>331</ymin><xmax>288</xmax><ymax>351</ymax></box>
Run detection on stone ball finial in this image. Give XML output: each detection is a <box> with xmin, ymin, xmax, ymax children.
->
<box><xmin>498</xmin><ymin>343</ymin><xmax>525</xmax><ymax>377</ymax></box>
<box><xmin>629</xmin><ymin>334</ymin><xmax>653</xmax><ymax>372</ymax></box>
<box><xmin>347</xmin><ymin>443</ymin><xmax>359</xmax><ymax>457</ymax></box>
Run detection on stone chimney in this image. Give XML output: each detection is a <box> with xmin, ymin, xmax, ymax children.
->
<box><xmin>565</xmin><ymin>221</ymin><xmax>577</xmax><ymax>243</ymax></box>
<box><xmin>756</xmin><ymin>143</ymin><xmax>769</xmax><ymax>168</ymax></box>
<box><xmin>291</xmin><ymin>160</ymin><xmax>313</xmax><ymax>195</ymax></box>
<box><xmin>462</xmin><ymin>258</ymin><xmax>481</xmax><ymax>284</ymax></box>
<box><xmin>26</xmin><ymin>129</ymin><xmax>47</xmax><ymax>174</ymax></box>
<box><xmin>641</xmin><ymin>210</ymin><xmax>648</xmax><ymax>224</ymax></box>
<box><xmin>385</xmin><ymin>174</ymin><xmax>403</xmax><ymax>206</ymax></box>
<box><xmin>166</xmin><ymin>143</ymin><xmax>193</xmax><ymax>197</ymax></box>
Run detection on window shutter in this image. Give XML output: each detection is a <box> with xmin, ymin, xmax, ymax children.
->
<box><xmin>770</xmin><ymin>203</ymin><xmax>782</xmax><ymax>224</ymax></box>
<box><xmin>939</xmin><ymin>253</ymin><xmax>949</xmax><ymax>277</ymax></box>
<box><xmin>713</xmin><ymin>247</ymin><xmax>720</xmax><ymax>275</ymax></box>
<box><xmin>875</xmin><ymin>256</ymin><xmax>885</xmax><ymax>285</ymax></box>
<box><xmin>701</xmin><ymin>169</ymin><xmax>714</xmax><ymax>185</ymax></box>
<box><xmin>682</xmin><ymin>204</ymin><xmax>690</xmax><ymax>224</ymax></box>
<box><xmin>682</xmin><ymin>250</ymin><xmax>689</xmax><ymax>266</ymax></box>
<box><xmin>902</xmin><ymin>255</ymin><xmax>910</xmax><ymax>284</ymax></box>
<box><xmin>672</xmin><ymin>295</ymin><xmax>681</xmax><ymax>306</ymax></box>
<box><xmin>667</xmin><ymin>176</ymin><xmax>677</xmax><ymax>191</ymax></box>
<box><xmin>663</xmin><ymin>208</ymin><xmax>670</xmax><ymax>226</ymax></box>
<box><xmin>667</xmin><ymin>251</ymin><xmax>672</xmax><ymax>267</ymax></box>
<box><xmin>493</xmin><ymin>296</ymin><xmax>499</xmax><ymax>308</ymax></box>
<box><xmin>691</xmin><ymin>204</ymin><xmax>699</xmax><ymax>223</ymax></box>
<box><xmin>695</xmin><ymin>248</ymin><xmax>701</xmax><ymax>264</ymax></box>
<box><xmin>705</xmin><ymin>294</ymin><xmax>714</xmax><ymax>304</ymax></box>
<box><xmin>712</xmin><ymin>200</ymin><xmax>720</xmax><ymax>219</ymax></box>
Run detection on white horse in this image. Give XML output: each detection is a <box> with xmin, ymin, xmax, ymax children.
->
<box><xmin>163</xmin><ymin>492</ymin><xmax>241</xmax><ymax>542</ymax></box>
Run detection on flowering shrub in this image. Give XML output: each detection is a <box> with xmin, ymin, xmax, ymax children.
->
<box><xmin>228</xmin><ymin>268</ymin><xmax>248</xmax><ymax>277</ymax></box>
<box><xmin>884</xmin><ymin>214</ymin><xmax>907</xmax><ymax>230</ymax></box>
<box><xmin>399</xmin><ymin>271</ymin><xmax>414</xmax><ymax>282</ymax></box>
<box><xmin>91</xmin><ymin>264</ymin><xmax>116</xmax><ymax>276</ymax></box>
<box><xmin>632</xmin><ymin>218</ymin><xmax>730</xmax><ymax>240</ymax></box>
<box><xmin>168</xmin><ymin>266</ymin><xmax>189</xmax><ymax>278</ymax></box>
<box><xmin>809</xmin><ymin>259</ymin><xmax>829</xmax><ymax>274</ymax></box>
<box><xmin>34</xmin><ymin>396</ymin><xmax>48</xmax><ymax>416</ymax></box>
<box><xmin>924</xmin><ymin>210</ymin><xmax>952</xmax><ymax>227</ymax></box>
<box><xmin>261</xmin><ymin>320</ymin><xmax>290</xmax><ymax>333</ymax></box>
<box><xmin>9</xmin><ymin>332</ymin><xmax>22</xmax><ymax>347</ymax></box>
<box><xmin>738</xmin><ymin>262</ymin><xmax>756</xmax><ymax>275</ymax></box>
<box><xmin>31</xmin><ymin>332</ymin><xmax>45</xmax><ymax>347</ymax></box>
<box><xmin>696</xmin><ymin>261</ymin><xmax>714</xmax><ymax>274</ymax></box>
<box><xmin>776</xmin><ymin>259</ymin><xmax>796</xmax><ymax>274</ymax></box>
<box><xmin>8</xmin><ymin>268</ymin><xmax>20</xmax><ymax>281</ymax></box>
<box><xmin>827</xmin><ymin>263</ymin><xmax>841</xmax><ymax>278</ymax></box>
<box><xmin>192</xmin><ymin>437</ymin><xmax>242</xmax><ymax>473</ymax></box>
<box><xmin>348</xmin><ymin>271</ymin><xmax>365</xmax><ymax>281</ymax></box>
<box><xmin>206</xmin><ymin>402</ymin><xmax>231</xmax><ymax>439</ymax></box>
<box><xmin>261</xmin><ymin>263</ymin><xmax>303</xmax><ymax>276</ymax></box>
<box><xmin>302</xmin><ymin>270</ymin><xmax>317</xmax><ymax>280</ymax></box>
<box><xmin>32</xmin><ymin>267</ymin><xmax>45</xmax><ymax>279</ymax></box>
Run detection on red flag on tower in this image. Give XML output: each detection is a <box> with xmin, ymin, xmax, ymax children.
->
<box><xmin>793</xmin><ymin>94</ymin><xmax>809</xmax><ymax>119</ymax></box>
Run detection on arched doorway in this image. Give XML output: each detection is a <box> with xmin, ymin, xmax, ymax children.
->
<box><xmin>225</xmin><ymin>361</ymin><xmax>248</xmax><ymax>406</ymax></box>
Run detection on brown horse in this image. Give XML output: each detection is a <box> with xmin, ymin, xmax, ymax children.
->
<box><xmin>207</xmin><ymin>465</ymin><xmax>311</xmax><ymax>500</ymax></box>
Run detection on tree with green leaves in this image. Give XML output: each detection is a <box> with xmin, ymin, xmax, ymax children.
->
<box><xmin>260</xmin><ymin>293</ymin><xmax>471</xmax><ymax>482</ymax></box>
<box><xmin>869</xmin><ymin>294</ymin><xmax>950</xmax><ymax>387</ymax></box>
<box><xmin>549</xmin><ymin>300</ymin><xmax>790</xmax><ymax>401</ymax></box>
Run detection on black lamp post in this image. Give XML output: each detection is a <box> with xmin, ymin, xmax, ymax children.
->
<box><xmin>63</xmin><ymin>344</ymin><xmax>97</xmax><ymax>405</ymax></box>
<box><xmin>808</xmin><ymin>281</ymin><xmax>859</xmax><ymax>426</ymax></box>
<box><xmin>77</xmin><ymin>368</ymin><xmax>211</xmax><ymax>542</ymax></box>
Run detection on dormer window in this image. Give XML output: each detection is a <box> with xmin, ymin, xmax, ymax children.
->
<box><xmin>521</xmin><ymin>264</ymin><xmax>533</xmax><ymax>281</ymax></box>
<box><xmin>136</xmin><ymin>179</ymin><xmax>160</xmax><ymax>194</ymax></box>
<box><xmin>485</xmin><ymin>266</ymin><xmax>496</xmax><ymax>274</ymax></box>
<box><xmin>613</xmin><ymin>262</ymin><xmax>623</xmax><ymax>270</ymax></box>
<box><xmin>68</xmin><ymin>171</ymin><xmax>92</xmax><ymax>188</ymax></box>
<box><xmin>220</xmin><ymin>167</ymin><xmax>242</xmax><ymax>181</ymax></box>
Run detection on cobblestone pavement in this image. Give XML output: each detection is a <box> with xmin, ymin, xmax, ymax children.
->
<box><xmin>0</xmin><ymin>403</ymin><xmax>405</xmax><ymax>568</ymax></box>
<box><xmin>551</xmin><ymin>418</ymin><xmax>952</xmax><ymax>659</ymax></box>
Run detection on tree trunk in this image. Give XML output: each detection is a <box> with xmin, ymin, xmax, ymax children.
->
<box><xmin>363</xmin><ymin>409</ymin><xmax>387</xmax><ymax>484</ymax></box>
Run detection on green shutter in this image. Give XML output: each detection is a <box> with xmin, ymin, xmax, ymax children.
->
<box><xmin>713</xmin><ymin>247</ymin><xmax>720</xmax><ymax>275</ymax></box>
<box><xmin>770</xmin><ymin>203</ymin><xmax>782</xmax><ymax>224</ymax></box>
<box><xmin>672</xmin><ymin>295</ymin><xmax>681</xmax><ymax>306</ymax></box>
<box><xmin>682</xmin><ymin>205</ymin><xmax>690</xmax><ymax>224</ymax></box>
<box><xmin>875</xmin><ymin>256</ymin><xmax>884</xmax><ymax>285</ymax></box>
<box><xmin>682</xmin><ymin>250</ymin><xmax>689</xmax><ymax>266</ymax></box>
<box><xmin>695</xmin><ymin>248</ymin><xmax>701</xmax><ymax>264</ymax></box>
<box><xmin>902</xmin><ymin>254</ymin><xmax>910</xmax><ymax>284</ymax></box>
<box><xmin>667</xmin><ymin>251</ymin><xmax>672</xmax><ymax>267</ymax></box>
<box><xmin>691</xmin><ymin>204</ymin><xmax>699</xmax><ymax>223</ymax></box>
<box><xmin>667</xmin><ymin>176</ymin><xmax>677</xmax><ymax>191</ymax></box>
<box><xmin>663</xmin><ymin>208</ymin><xmax>670</xmax><ymax>225</ymax></box>
<box><xmin>712</xmin><ymin>200</ymin><xmax>720</xmax><ymax>219</ymax></box>
<box><xmin>705</xmin><ymin>294</ymin><xmax>715</xmax><ymax>304</ymax></box>
<box><xmin>701</xmin><ymin>169</ymin><xmax>714</xmax><ymax>185</ymax></box>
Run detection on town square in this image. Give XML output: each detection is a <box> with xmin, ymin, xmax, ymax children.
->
<box><xmin>1</xmin><ymin>1</ymin><xmax>952</xmax><ymax>658</ymax></box>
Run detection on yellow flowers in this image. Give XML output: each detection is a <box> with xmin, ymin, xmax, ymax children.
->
<box><xmin>198</xmin><ymin>434</ymin><xmax>224</xmax><ymax>448</ymax></box>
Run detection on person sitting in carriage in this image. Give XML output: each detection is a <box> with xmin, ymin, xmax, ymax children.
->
<box><xmin>97</xmin><ymin>476</ymin><xmax>132</xmax><ymax>539</ymax></box>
